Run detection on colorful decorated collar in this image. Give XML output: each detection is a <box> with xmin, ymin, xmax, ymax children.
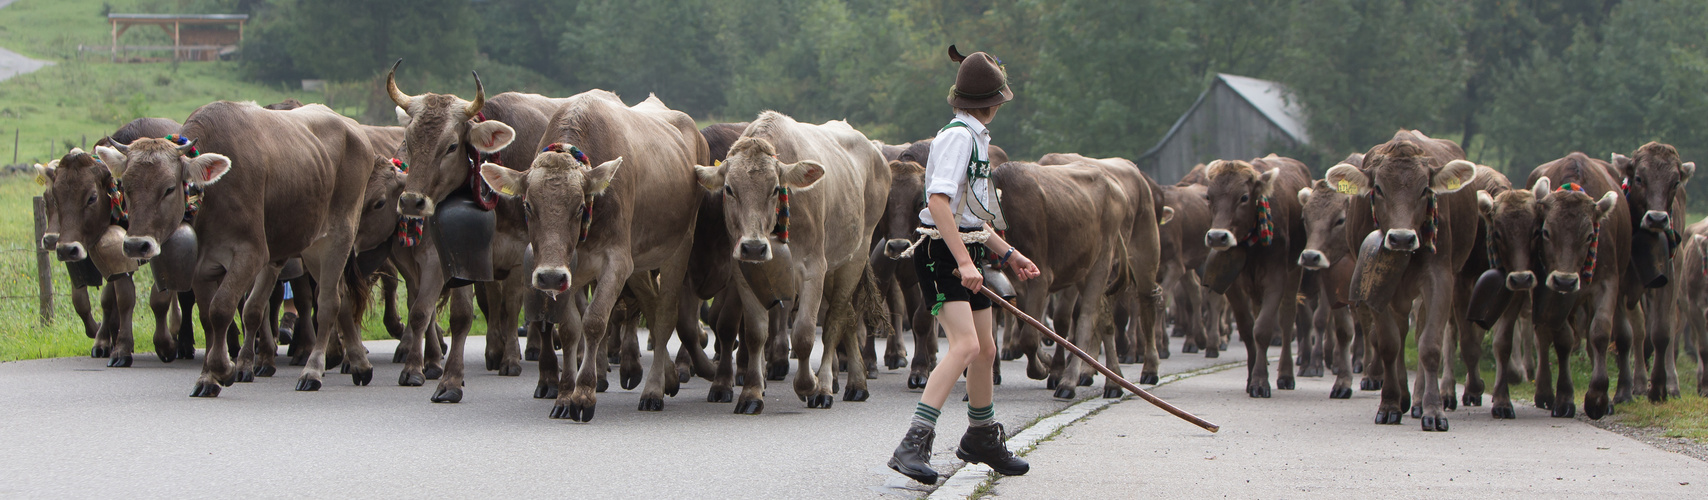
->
<box><xmin>164</xmin><ymin>134</ymin><xmax>199</xmax><ymax>158</ymax></box>
<box><xmin>1621</xmin><ymin>177</ymin><xmax>1684</xmax><ymax>257</ymax></box>
<box><xmin>774</xmin><ymin>186</ymin><xmax>791</xmax><ymax>243</ymax></box>
<box><xmin>1368</xmin><ymin>190</ymin><xmax>1440</xmax><ymax>253</ymax></box>
<box><xmin>106</xmin><ymin>177</ymin><xmax>127</xmax><ymax>226</ymax></box>
<box><xmin>1242</xmin><ymin>195</ymin><xmax>1273</xmax><ymax>247</ymax></box>
<box><xmin>391</xmin><ymin>158</ymin><xmax>408</xmax><ymax>173</ymax></box>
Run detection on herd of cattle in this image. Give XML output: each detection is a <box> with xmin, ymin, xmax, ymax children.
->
<box><xmin>31</xmin><ymin>66</ymin><xmax>1708</xmax><ymax>431</ymax></box>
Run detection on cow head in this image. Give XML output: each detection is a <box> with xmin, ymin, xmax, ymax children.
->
<box><xmin>94</xmin><ymin>138</ymin><xmax>223</xmax><ymax>260</ymax></box>
<box><xmin>881</xmin><ymin>160</ymin><xmax>925</xmax><ymax>259</ymax></box>
<box><xmin>481</xmin><ymin>148</ymin><xmax>622</xmax><ymax>296</ymax></box>
<box><xmin>1296</xmin><ymin>176</ymin><xmax>1352</xmax><ymax>270</ymax></box>
<box><xmin>1202</xmin><ymin>160</ymin><xmax>1279</xmax><ymax>251</ymax></box>
<box><xmin>1478</xmin><ymin>188</ymin><xmax>1543</xmax><ymax>291</ymax></box>
<box><xmin>1532</xmin><ymin>177</ymin><xmax>1618</xmax><ymax>293</ymax></box>
<box><xmin>44</xmin><ymin>151</ymin><xmax>119</xmax><ymax>263</ymax></box>
<box><xmin>35</xmin><ymin>160</ymin><xmax>62</xmax><ymax>250</ymax></box>
<box><xmin>388</xmin><ymin>60</ymin><xmax>515</xmax><ymax>219</ymax></box>
<box><xmin>694</xmin><ymin>137</ymin><xmax>824</xmax><ymax>262</ymax></box>
<box><xmin>356</xmin><ymin>157</ymin><xmax>408</xmax><ymax>254</ymax></box>
<box><xmin>1324</xmin><ymin>141</ymin><xmax>1476</xmax><ymax>252</ymax></box>
<box><xmin>1612</xmin><ymin>142</ymin><xmax>1692</xmax><ymax>233</ymax></box>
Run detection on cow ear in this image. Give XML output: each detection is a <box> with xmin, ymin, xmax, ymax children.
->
<box><xmin>480</xmin><ymin>162</ymin><xmax>527</xmax><ymax>197</ymax></box>
<box><xmin>1476</xmin><ymin>190</ymin><xmax>1495</xmax><ymax>217</ymax></box>
<box><xmin>1323</xmin><ymin>164</ymin><xmax>1370</xmax><ymax>195</ymax></box>
<box><xmin>1693</xmin><ymin>234</ymin><xmax>1707</xmax><ymax>247</ymax></box>
<box><xmin>1159</xmin><ymin>206</ymin><xmax>1175</xmax><ymax>226</ymax></box>
<box><xmin>1612</xmin><ymin>153</ymin><xmax>1632</xmax><ymax>177</ymax></box>
<box><xmin>467</xmin><ymin>120</ymin><xmax>515</xmax><ymax>153</ymax></box>
<box><xmin>888</xmin><ymin>160</ymin><xmax>923</xmax><ymax>177</ymax></box>
<box><xmin>1431</xmin><ymin>160</ymin><xmax>1477</xmax><ymax>193</ymax></box>
<box><xmin>781</xmin><ymin>160</ymin><xmax>826</xmax><ymax>189</ymax></box>
<box><xmin>33</xmin><ymin>163</ymin><xmax>54</xmax><ymax>186</ymax></box>
<box><xmin>185</xmin><ymin>153</ymin><xmax>232</xmax><ymax>187</ymax></box>
<box><xmin>95</xmin><ymin>146</ymin><xmax>128</xmax><ymax>180</ymax></box>
<box><xmin>585</xmin><ymin>157</ymin><xmax>623</xmax><ymax>197</ymax></box>
<box><xmin>694</xmin><ymin>164</ymin><xmax>725</xmax><ymax>191</ymax></box>
<box><xmin>1595</xmin><ymin>191</ymin><xmax>1619</xmax><ymax>220</ymax></box>
<box><xmin>395</xmin><ymin>106</ymin><xmax>412</xmax><ymax>127</ymax></box>
<box><xmin>1532</xmin><ymin>177</ymin><xmax>1552</xmax><ymax>200</ymax></box>
<box><xmin>1296</xmin><ymin>186</ymin><xmax>1312</xmax><ymax>206</ymax></box>
<box><xmin>1681</xmin><ymin>161</ymin><xmax>1695</xmax><ymax>183</ymax></box>
<box><xmin>1254</xmin><ymin>169</ymin><xmax>1279</xmax><ymax>197</ymax></box>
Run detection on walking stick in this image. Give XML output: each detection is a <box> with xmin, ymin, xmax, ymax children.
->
<box><xmin>980</xmin><ymin>286</ymin><xmax>1220</xmax><ymax>433</ymax></box>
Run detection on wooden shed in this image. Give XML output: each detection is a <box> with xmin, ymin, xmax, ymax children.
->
<box><xmin>106</xmin><ymin>13</ymin><xmax>248</xmax><ymax>62</ymax></box>
<box><xmin>1137</xmin><ymin>74</ymin><xmax>1310</xmax><ymax>184</ymax></box>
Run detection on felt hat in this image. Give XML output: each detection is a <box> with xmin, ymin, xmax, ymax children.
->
<box><xmin>947</xmin><ymin>45</ymin><xmax>1013</xmax><ymax>109</ymax></box>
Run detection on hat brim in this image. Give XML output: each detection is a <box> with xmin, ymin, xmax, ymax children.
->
<box><xmin>948</xmin><ymin>86</ymin><xmax>1014</xmax><ymax>109</ymax></box>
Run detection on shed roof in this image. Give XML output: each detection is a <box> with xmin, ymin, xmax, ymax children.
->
<box><xmin>108</xmin><ymin>13</ymin><xmax>248</xmax><ymax>23</ymax></box>
<box><xmin>1139</xmin><ymin>73</ymin><xmax>1309</xmax><ymax>160</ymax></box>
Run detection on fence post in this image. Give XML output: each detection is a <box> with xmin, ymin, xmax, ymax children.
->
<box><xmin>34</xmin><ymin>196</ymin><xmax>54</xmax><ymax>326</ymax></box>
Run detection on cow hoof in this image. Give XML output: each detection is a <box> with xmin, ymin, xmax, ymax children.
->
<box><xmin>430</xmin><ymin>386</ymin><xmax>463</xmax><ymax>403</ymax></box>
<box><xmin>1410</xmin><ymin>405</ymin><xmax>1422</xmax><ymax>419</ymax></box>
<box><xmin>1443</xmin><ymin>396</ymin><xmax>1458</xmax><ymax>411</ymax></box>
<box><xmin>1613</xmin><ymin>393</ymin><xmax>1632</xmax><ymax>405</ymax></box>
<box><xmin>1046</xmin><ymin>376</ymin><xmax>1060</xmax><ymax>390</ymax></box>
<box><xmin>394</xmin><ymin>350</ymin><xmax>407</xmax><ymax>364</ymax></box>
<box><xmin>621</xmin><ymin>370</ymin><xmax>642</xmax><ymax>391</ymax></box>
<box><xmin>665</xmin><ymin>381</ymin><xmax>680</xmax><ymax>397</ymax></box>
<box><xmin>832</xmin><ymin>379</ymin><xmax>841</xmax><ymax>394</ymax></box>
<box><xmin>638</xmin><ymin>398</ymin><xmax>665</xmax><ymax>412</ymax></box>
<box><xmin>1042</xmin><ymin>338</ymin><xmax>1055</xmax><ymax>347</ymax></box>
<box><xmin>235</xmin><ymin>370</ymin><xmax>255</xmax><ymax>383</ymax></box>
<box><xmin>107</xmin><ymin>354</ymin><xmax>133</xmax><ymax>368</ymax></box>
<box><xmin>708</xmin><ymin>387</ymin><xmax>733</xmax><ymax>403</ymax></box>
<box><xmin>189</xmin><ymin>381</ymin><xmax>221</xmax><ymax>398</ymax></box>
<box><xmin>993</xmin><ymin>371</ymin><xmax>1001</xmax><ymax>386</ymax></box>
<box><xmin>844</xmin><ymin>387</ymin><xmax>869</xmax><ymax>402</ymax></box>
<box><xmin>1276</xmin><ymin>376</ymin><xmax>1295</xmax><ymax>390</ymax></box>
<box><xmin>421</xmin><ymin>365</ymin><xmax>442</xmax><ymax>381</ymax></box>
<box><xmin>1171</xmin><ymin>329</ymin><xmax>1186</xmax><ymax>338</ymax></box>
<box><xmin>596</xmin><ymin>378</ymin><xmax>609</xmax><ymax>393</ymax></box>
<box><xmin>1026</xmin><ymin>361</ymin><xmax>1048</xmax><ymax>380</ymax></box>
<box><xmin>886</xmin><ymin>357</ymin><xmax>905</xmax><ymax>370</ymax></box>
<box><xmin>766</xmin><ymin>362</ymin><xmax>789</xmax><ymax>381</ymax></box>
<box><xmin>1053</xmin><ymin>386</ymin><xmax>1076</xmax><ymax>400</ymax></box>
<box><xmin>179</xmin><ymin>346</ymin><xmax>196</xmax><ymax>362</ymax></box>
<box><xmin>399</xmin><ymin>371</ymin><xmax>424</xmax><ymax>387</ymax></box>
<box><xmin>735</xmin><ymin>400</ymin><xmax>764</xmax><ymax>415</ymax></box>
<box><xmin>535</xmin><ymin>381</ymin><xmax>558</xmax><ymax>399</ymax></box>
<box><xmin>1182</xmin><ymin>343</ymin><xmax>1199</xmax><ymax>354</ymax></box>
<box><xmin>865</xmin><ymin>366</ymin><xmax>879</xmax><ymax>380</ymax></box>
<box><xmin>1157</xmin><ymin>349</ymin><xmax>1170</xmax><ymax>360</ymax></box>
<box><xmin>498</xmin><ymin>362</ymin><xmax>521</xmax><ymax>377</ymax></box>
<box><xmin>1421</xmin><ymin>416</ymin><xmax>1448</xmax><ymax>432</ymax></box>
<box><xmin>252</xmin><ymin>365</ymin><xmax>274</xmax><ymax>377</ymax></box>
<box><xmin>1248</xmin><ymin>385</ymin><xmax>1271</xmax><ymax>398</ymax></box>
<box><xmin>1330</xmin><ymin>387</ymin><xmax>1353</xmax><ymax>399</ymax></box>
<box><xmin>91</xmin><ymin>346</ymin><xmax>108</xmax><ymax>358</ymax></box>
<box><xmin>1103</xmin><ymin>387</ymin><xmax>1123</xmax><ymax>399</ymax></box>
<box><xmin>1139</xmin><ymin>373</ymin><xmax>1159</xmax><ymax>385</ymax></box>
<box><xmin>551</xmin><ymin>402</ymin><xmax>595</xmax><ymax>422</ymax></box>
<box><xmin>1491</xmin><ymin>406</ymin><xmax>1516</xmax><ymax>419</ymax></box>
<box><xmin>524</xmin><ymin>348</ymin><xmax>540</xmax><ymax>362</ymax></box>
<box><xmin>999</xmin><ymin>348</ymin><xmax>1017</xmax><ymax>361</ymax></box>
<box><xmin>907</xmin><ymin>374</ymin><xmax>928</xmax><ymax>389</ymax></box>
<box><xmin>807</xmin><ymin>394</ymin><xmax>835</xmax><ymax>409</ymax></box>
<box><xmin>1375</xmin><ymin>411</ymin><xmax>1401</xmax><ymax>425</ymax></box>
<box><xmin>351</xmin><ymin>367</ymin><xmax>373</xmax><ymax>386</ymax></box>
<box><xmin>1462</xmin><ymin>393</ymin><xmax>1482</xmax><ymax>407</ymax></box>
<box><xmin>1360</xmin><ymin>379</ymin><xmax>1381</xmax><ymax>391</ymax></box>
<box><xmin>157</xmin><ymin>350</ymin><xmax>175</xmax><ymax>364</ymax></box>
<box><xmin>1352</xmin><ymin>361</ymin><xmax>1364</xmax><ymax>374</ymax></box>
<box><xmin>1077</xmin><ymin>374</ymin><xmax>1095</xmax><ymax>387</ymax></box>
<box><xmin>1299</xmin><ymin>366</ymin><xmax>1324</xmax><ymax>378</ymax></box>
<box><xmin>295</xmin><ymin>377</ymin><xmax>322</xmax><ymax>392</ymax></box>
<box><xmin>484</xmin><ymin>353</ymin><xmax>498</xmax><ymax>371</ymax></box>
<box><xmin>1585</xmin><ymin>401</ymin><xmax>1610</xmax><ymax>420</ymax></box>
<box><xmin>735</xmin><ymin>374</ymin><xmax>746</xmax><ymax>386</ymax></box>
<box><xmin>1219</xmin><ymin>341</ymin><xmax>1228</xmax><ymax>351</ymax></box>
<box><xmin>339</xmin><ymin>362</ymin><xmax>351</xmax><ymax>374</ymax></box>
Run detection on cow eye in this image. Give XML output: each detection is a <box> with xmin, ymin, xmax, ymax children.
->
<box><xmin>522</xmin><ymin>200</ymin><xmax>533</xmax><ymax>213</ymax></box>
<box><xmin>85</xmin><ymin>195</ymin><xmax>97</xmax><ymax>206</ymax></box>
<box><xmin>1539</xmin><ymin>228</ymin><xmax>1550</xmax><ymax>240</ymax></box>
<box><xmin>1239</xmin><ymin>194</ymin><xmax>1250</xmax><ymax>203</ymax></box>
<box><xmin>1585</xmin><ymin>232</ymin><xmax>1595</xmax><ymax>243</ymax></box>
<box><xmin>446</xmin><ymin>143</ymin><xmax>459</xmax><ymax>154</ymax></box>
<box><xmin>1333</xmin><ymin>217</ymin><xmax>1344</xmax><ymax>226</ymax></box>
<box><xmin>164</xmin><ymin>185</ymin><xmax>175</xmax><ymax>196</ymax></box>
<box><xmin>723</xmin><ymin>185</ymin><xmax>735</xmax><ymax>198</ymax></box>
<box><xmin>1633</xmin><ymin>176</ymin><xmax>1643</xmax><ymax>185</ymax></box>
<box><xmin>1372</xmin><ymin>185</ymin><xmax>1384</xmax><ymax>197</ymax></box>
<box><xmin>370</xmin><ymin>199</ymin><xmax>385</xmax><ymax>211</ymax></box>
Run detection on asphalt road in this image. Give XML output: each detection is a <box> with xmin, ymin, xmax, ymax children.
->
<box><xmin>0</xmin><ymin>0</ymin><xmax>52</xmax><ymax>83</ymax></box>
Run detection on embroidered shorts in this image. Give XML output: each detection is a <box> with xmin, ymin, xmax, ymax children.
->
<box><xmin>914</xmin><ymin>233</ymin><xmax>991</xmax><ymax>314</ymax></box>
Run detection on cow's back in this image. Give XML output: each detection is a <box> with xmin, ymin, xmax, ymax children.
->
<box><xmin>484</xmin><ymin>92</ymin><xmax>573</xmax><ymax>171</ymax></box>
<box><xmin>994</xmin><ymin>161</ymin><xmax>1126</xmax><ymax>289</ymax></box>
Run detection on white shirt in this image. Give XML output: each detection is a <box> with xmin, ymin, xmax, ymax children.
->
<box><xmin>919</xmin><ymin>111</ymin><xmax>992</xmax><ymax>229</ymax></box>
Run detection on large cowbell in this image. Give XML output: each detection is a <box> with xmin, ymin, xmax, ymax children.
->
<box><xmin>1350</xmin><ymin>230</ymin><xmax>1411</xmax><ymax>305</ymax></box>
<box><xmin>431</xmin><ymin>193</ymin><xmax>496</xmax><ymax>287</ymax></box>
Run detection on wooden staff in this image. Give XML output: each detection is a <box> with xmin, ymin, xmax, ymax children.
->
<box><xmin>980</xmin><ymin>286</ymin><xmax>1220</xmax><ymax>433</ymax></box>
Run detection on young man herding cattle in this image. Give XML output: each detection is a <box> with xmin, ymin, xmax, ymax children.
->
<box><xmin>887</xmin><ymin>46</ymin><xmax>1041</xmax><ymax>485</ymax></box>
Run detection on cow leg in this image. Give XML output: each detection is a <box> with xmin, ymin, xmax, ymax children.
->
<box><xmin>884</xmin><ymin>276</ymin><xmax>909</xmax><ymax>370</ymax></box>
<box><xmin>908</xmin><ymin>286</ymin><xmax>937</xmax><ymax>389</ymax></box>
<box><xmin>101</xmin><ymin>274</ymin><xmax>136</xmax><ymax>368</ymax></box>
<box><xmin>1046</xmin><ymin>288</ymin><xmax>1081</xmax><ymax>392</ymax></box>
<box><xmin>396</xmin><ymin>249</ymin><xmax>443</xmax><ymax>389</ymax></box>
<box><xmin>72</xmin><ymin>284</ymin><xmax>98</xmax><ymax>339</ymax></box>
<box><xmin>1615</xmin><ymin>302</ymin><xmax>1642</xmax><ymax>404</ymax></box>
<box><xmin>380</xmin><ymin>265</ymin><xmax>405</xmax><ymax>340</ymax></box>
<box><xmin>1325</xmin><ymin>288</ymin><xmax>1355</xmax><ymax>399</ymax></box>
<box><xmin>1178</xmin><ymin>271</ymin><xmax>1205</xmax><ymax>355</ymax></box>
<box><xmin>674</xmin><ymin>296</ymin><xmax>717</xmax><ymax>383</ymax></box>
<box><xmin>1014</xmin><ymin>276</ymin><xmax>1053</xmax><ymax>381</ymax></box>
<box><xmin>146</xmin><ymin>283</ymin><xmax>177</xmax><ymax>363</ymax></box>
<box><xmin>234</xmin><ymin>263</ymin><xmax>282</xmax><ymax>381</ymax></box>
<box><xmin>91</xmin><ymin>283</ymin><xmax>117</xmax><ymax>359</ymax></box>
<box><xmin>766</xmin><ymin>301</ymin><xmax>792</xmax><ymax>381</ymax></box>
<box><xmin>702</xmin><ymin>288</ymin><xmax>737</xmax><ymax>403</ymax></box>
<box><xmin>617</xmin><ymin>302</ymin><xmax>642</xmax><ymax>390</ymax></box>
<box><xmin>1135</xmin><ymin>284</ymin><xmax>1163</xmax><ymax>386</ymax></box>
<box><xmin>558</xmin><ymin>250</ymin><xmax>637</xmax><ymax>420</ymax></box>
<box><xmin>733</xmin><ymin>283</ymin><xmax>771</xmax><ymax>414</ymax></box>
<box><xmin>1271</xmin><ymin>269</ymin><xmax>1302</xmax><ymax>392</ymax></box>
<box><xmin>1583</xmin><ymin>286</ymin><xmax>1622</xmax><ymax>420</ymax></box>
<box><xmin>1224</xmin><ymin>283</ymin><xmax>1263</xmax><ymax>397</ymax></box>
<box><xmin>1646</xmin><ymin>283</ymin><xmax>1678</xmax><ymax>401</ymax></box>
<box><xmin>537</xmin><ymin>293</ymin><xmax>577</xmax><ymax>400</ymax></box>
<box><xmin>790</xmin><ymin>258</ymin><xmax>832</xmax><ymax>406</ymax></box>
<box><xmin>1413</xmin><ymin>273</ymin><xmax>1455</xmax><ymax>431</ymax></box>
<box><xmin>174</xmin><ymin>290</ymin><xmax>196</xmax><ymax>361</ymax></box>
<box><xmin>190</xmin><ymin>245</ymin><xmax>264</xmax><ymax>397</ymax></box>
<box><xmin>495</xmin><ymin>276</ymin><xmax>527</xmax><ymax>377</ymax></box>
<box><xmin>639</xmin><ymin>251</ymin><xmax>692</xmax><ymax>412</ymax></box>
<box><xmin>1454</xmin><ymin>277</ymin><xmax>1486</xmax><ymax>408</ymax></box>
<box><xmin>300</xmin><ymin>235</ymin><xmax>368</xmax><ymax>390</ymax></box>
<box><xmin>1488</xmin><ymin>296</ymin><xmax>1524</xmax><ymax>418</ymax></box>
<box><xmin>1687</xmin><ymin>293</ymin><xmax>1708</xmax><ymax>396</ymax></box>
<box><xmin>429</xmin><ymin>286</ymin><xmax>475</xmax><ymax>403</ymax></box>
<box><xmin>1098</xmin><ymin>294</ymin><xmax>1129</xmax><ymax>399</ymax></box>
<box><xmin>824</xmin><ymin>262</ymin><xmax>870</xmax><ymax>402</ymax></box>
<box><xmin>1204</xmin><ymin>291</ymin><xmax>1228</xmax><ymax>358</ymax></box>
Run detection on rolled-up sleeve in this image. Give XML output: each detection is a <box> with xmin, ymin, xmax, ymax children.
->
<box><xmin>923</xmin><ymin>129</ymin><xmax>974</xmax><ymax>199</ymax></box>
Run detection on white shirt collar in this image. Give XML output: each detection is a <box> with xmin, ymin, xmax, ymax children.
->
<box><xmin>952</xmin><ymin>110</ymin><xmax>989</xmax><ymax>137</ymax></box>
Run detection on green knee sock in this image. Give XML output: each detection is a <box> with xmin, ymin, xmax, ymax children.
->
<box><xmin>968</xmin><ymin>403</ymin><xmax>996</xmax><ymax>427</ymax></box>
<box><xmin>912</xmin><ymin>402</ymin><xmax>941</xmax><ymax>429</ymax></box>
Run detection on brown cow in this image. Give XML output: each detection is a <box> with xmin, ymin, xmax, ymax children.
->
<box><xmin>1202</xmin><ymin>155</ymin><xmax>1310</xmax><ymax>398</ymax></box>
<box><xmin>1295</xmin><ymin>161</ymin><xmax>1363</xmax><ymax>398</ymax></box>
<box><xmin>40</xmin><ymin>152</ymin><xmax>144</xmax><ymax>367</ymax></box>
<box><xmin>693</xmin><ymin>111</ymin><xmax>890</xmax><ymax>409</ymax></box>
<box><xmin>1324</xmin><ymin>131</ymin><xmax>1480</xmax><ymax>431</ymax></box>
<box><xmin>88</xmin><ymin>118</ymin><xmax>197</xmax><ymax>363</ymax></box>
<box><xmin>1679</xmin><ymin>224</ymin><xmax>1708</xmax><ymax>396</ymax></box>
<box><xmin>482</xmin><ymin>91</ymin><xmax>707</xmax><ymax>420</ymax></box>
<box><xmin>1156</xmin><ymin>183</ymin><xmax>1215</xmax><ymax>356</ymax></box>
<box><xmin>1612</xmin><ymin>142</ymin><xmax>1694</xmax><ymax>401</ymax></box>
<box><xmin>95</xmin><ymin>101</ymin><xmax>380</xmax><ymax>397</ymax></box>
<box><xmin>1518</xmin><ymin>155</ymin><xmax>1634</xmax><ymax>419</ymax></box>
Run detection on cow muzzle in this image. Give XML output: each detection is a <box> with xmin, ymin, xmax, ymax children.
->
<box><xmin>884</xmin><ymin>238</ymin><xmax>911</xmax><ymax>259</ymax></box>
<box><xmin>40</xmin><ymin>233</ymin><xmax>58</xmax><ymax>251</ymax></box>
<box><xmin>1384</xmin><ymin>229</ymin><xmax>1419</xmax><ymax>252</ymax></box>
<box><xmin>1506</xmin><ymin>271</ymin><xmax>1537</xmax><ymax>291</ymax></box>
<box><xmin>122</xmin><ymin>236</ymin><xmax>160</xmax><ymax>260</ymax></box>
<box><xmin>1546</xmin><ymin>271</ymin><xmax>1579</xmax><ymax>293</ymax></box>
<box><xmin>532</xmin><ymin>266</ymin><xmax>571</xmax><ymax>296</ymax></box>
<box><xmin>1643</xmin><ymin>210</ymin><xmax>1670</xmax><ymax>231</ymax></box>
<box><xmin>55</xmin><ymin>242</ymin><xmax>86</xmax><ymax>262</ymax></box>
<box><xmin>397</xmin><ymin>192</ymin><xmax>435</xmax><ymax>218</ymax></box>
<box><xmin>1204</xmin><ymin>229</ymin><xmax>1236</xmax><ymax>251</ymax></box>
<box><xmin>1297</xmin><ymin>249</ymin><xmax>1329</xmax><ymax>270</ymax></box>
<box><xmin>737</xmin><ymin>238</ymin><xmax>773</xmax><ymax>263</ymax></box>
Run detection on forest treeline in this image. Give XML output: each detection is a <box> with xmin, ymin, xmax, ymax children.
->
<box><xmin>195</xmin><ymin>0</ymin><xmax>1707</xmax><ymax>200</ymax></box>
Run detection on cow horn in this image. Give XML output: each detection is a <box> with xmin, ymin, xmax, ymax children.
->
<box><xmin>112</xmin><ymin>141</ymin><xmax>130</xmax><ymax>154</ymax></box>
<box><xmin>386</xmin><ymin>59</ymin><xmax>414</xmax><ymax>110</ymax></box>
<box><xmin>465</xmin><ymin>71</ymin><xmax>485</xmax><ymax>120</ymax></box>
<box><xmin>948</xmin><ymin>45</ymin><xmax>967</xmax><ymax>63</ymax></box>
<box><xmin>175</xmin><ymin>139</ymin><xmax>196</xmax><ymax>155</ymax></box>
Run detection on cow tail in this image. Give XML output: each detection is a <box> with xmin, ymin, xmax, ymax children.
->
<box><xmin>856</xmin><ymin>264</ymin><xmax>895</xmax><ymax>338</ymax></box>
<box><xmin>341</xmin><ymin>255</ymin><xmax>373</xmax><ymax>331</ymax></box>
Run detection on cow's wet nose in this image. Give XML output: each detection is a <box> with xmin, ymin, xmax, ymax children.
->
<box><xmin>398</xmin><ymin>193</ymin><xmax>428</xmax><ymax>217</ymax></box>
<box><xmin>55</xmin><ymin>242</ymin><xmax>85</xmax><ymax>262</ymax></box>
<box><xmin>1385</xmin><ymin>230</ymin><xmax>1419</xmax><ymax>251</ymax></box>
<box><xmin>1547</xmin><ymin>272</ymin><xmax>1579</xmax><ymax>293</ymax></box>
<box><xmin>1506</xmin><ymin>271</ymin><xmax>1536</xmax><ymax>291</ymax></box>
<box><xmin>40</xmin><ymin>233</ymin><xmax>58</xmax><ymax>251</ymax></box>
<box><xmin>533</xmin><ymin>267</ymin><xmax>570</xmax><ymax>292</ymax></box>
<box><xmin>1298</xmin><ymin>250</ymin><xmax>1328</xmax><ymax>269</ymax></box>
<box><xmin>122</xmin><ymin>237</ymin><xmax>158</xmax><ymax>259</ymax></box>
<box><xmin>739</xmin><ymin>240</ymin><xmax>771</xmax><ymax>262</ymax></box>
<box><xmin>885</xmin><ymin>239</ymin><xmax>910</xmax><ymax>259</ymax></box>
<box><xmin>1204</xmin><ymin>229</ymin><xmax>1235</xmax><ymax>251</ymax></box>
<box><xmin>1644</xmin><ymin>210</ymin><xmax>1670</xmax><ymax>229</ymax></box>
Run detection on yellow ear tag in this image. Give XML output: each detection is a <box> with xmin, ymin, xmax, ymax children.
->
<box><xmin>499</xmin><ymin>185</ymin><xmax>517</xmax><ymax>196</ymax></box>
<box><xmin>1447</xmin><ymin>179</ymin><xmax>1461</xmax><ymax>190</ymax></box>
<box><xmin>713</xmin><ymin>160</ymin><xmax>722</xmax><ymax>167</ymax></box>
<box><xmin>1336</xmin><ymin>180</ymin><xmax>1357</xmax><ymax>194</ymax></box>
<box><xmin>34</xmin><ymin>174</ymin><xmax>47</xmax><ymax>186</ymax></box>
